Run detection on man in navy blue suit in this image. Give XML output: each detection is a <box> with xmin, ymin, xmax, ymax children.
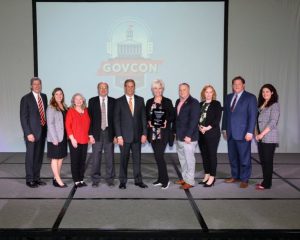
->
<box><xmin>222</xmin><ymin>76</ymin><xmax>257</xmax><ymax>188</ymax></box>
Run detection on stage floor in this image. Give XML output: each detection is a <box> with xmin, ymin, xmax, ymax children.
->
<box><xmin>0</xmin><ymin>152</ymin><xmax>299</xmax><ymax>238</ymax></box>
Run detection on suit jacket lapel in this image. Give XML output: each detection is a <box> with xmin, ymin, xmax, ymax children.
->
<box><xmin>235</xmin><ymin>91</ymin><xmax>246</xmax><ymax>110</ymax></box>
<box><xmin>30</xmin><ymin>92</ymin><xmax>39</xmax><ymax>113</ymax></box>
<box><xmin>95</xmin><ymin>97</ymin><xmax>101</xmax><ymax>119</ymax></box>
<box><xmin>42</xmin><ymin>94</ymin><xmax>47</xmax><ymax>109</ymax></box>
<box><xmin>122</xmin><ymin>95</ymin><xmax>133</xmax><ymax>117</ymax></box>
<box><xmin>107</xmin><ymin>97</ymin><xmax>113</xmax><ymax>120</ymax></box>
<box><xmin>133</xmin><ymin>95</ymin><xmax>138</xmax><ymax>117</ymax></box>
<box><xmin>178</xmin><ymin>96</ymin><xmax>190</xmax><ymax>117</ymax></box>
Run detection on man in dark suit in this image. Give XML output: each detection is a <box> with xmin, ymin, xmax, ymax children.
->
<box><xmin>174</xmin><ymin>83</ymin><xmax>201</xmax><ymax>190</ymax></box>
<box><xmin>114</xmin><ymin>79</ymin><xmax>148</xmax><ymax>189</ymax></box>
<box><xmin>20</xmin><ymin>77</ymin><xmax>47</xmax><ymax>188</ymax></box>
<box><xmin>88</xmin><ymin>82</ymin><xmax>116</xmax><ymax>187</ymax></box>
<box><xmin>222</xmin><ymin>76</ymin><xmax>257</xmax><ymax>188</ymax></box>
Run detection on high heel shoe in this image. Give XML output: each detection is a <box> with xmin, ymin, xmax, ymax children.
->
<box><xmin>203</xmin><ymin>178</ymin><xmax>216</xmax><ymax>187</ymax></box>
<box><xmin>53</xmin><ymin>178</ymin><xmax>68</xmax><ymax>188</ymax></box>
<box><xmin>53</xmin><ymin>178</ymin><xmax>59</xmax><ymax>187</ymax></box>
<box><xmin>199</xmin><ymin>179</ymin><xmax>208</xmax><ymax>185</ymax></box>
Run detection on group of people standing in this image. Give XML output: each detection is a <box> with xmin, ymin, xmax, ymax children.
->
<box><xmin>20</xmin><ymin>76</ymin><xmax>280</xmax><ymax>191</ymax></box>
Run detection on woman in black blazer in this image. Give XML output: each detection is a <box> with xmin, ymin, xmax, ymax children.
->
<box><xmin>198</xmin><ymin>85</ymin><xmax>222</xmax><ymax>187</ymax></box>
<box><xmin>146</xmin><ymin>79</ymin><xmax>175</xmax><ymax>189</ymax></box>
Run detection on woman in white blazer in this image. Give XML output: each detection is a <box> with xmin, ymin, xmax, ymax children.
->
<box><xmin>46</xmin><ymin>88</ymin><xmax>68</xmax><ymax>188</ymax></box>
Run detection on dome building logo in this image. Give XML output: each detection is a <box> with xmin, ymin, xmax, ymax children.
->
<box><xmin>98</xmin><ymin>19</ymin><xmax>163</xmax><ymax>89</ymax></box>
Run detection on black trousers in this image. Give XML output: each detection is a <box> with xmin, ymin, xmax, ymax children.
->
<box><xmin>25</xmin><ymin>127</ymin><xmax>46</xmax><ymax>182</ymax></box>
<box><xmin>257</xmin><ymin>142</ymin><xmax>276</xmax><ymax>188</ymax></box>
<box><xmin>151</xmin><ymin>140</ymin><xmax>169</xmax><ymax>185</ymax></box>
<box><xmin>198</xmin><ymin>132</ymin><xmax>220</xmax><ymax>176</ymax></box>
<box><xmin>119</xmin><ymin>142</ymin><xmax>142</xmax><ymax>184</ymax></box>
<box><xmin>69</xmin><ymin>141</ymin><xmax>88</xmax><ymax>182</ymax></box>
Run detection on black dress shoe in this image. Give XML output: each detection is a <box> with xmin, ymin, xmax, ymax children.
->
<box><xmin>75</xmin><ymin>182</ymin><xmax>83</xmax><ymax>188</ymax></box>
<box><xmin>135</xmin><ymin>182</ymin><xmax>148</xmax><ymax>188</ymax></box>
<box><xmin>26</xmin><ymin>181</ymin><xmax>38</xmax><ymax>188</ymax></box>
<box><xmin>119</xmin><ymin>183</ymin><xmax>126</xmax><ymax>189</ymax></box>
<box><xmin>107</xmin><ymin>181</ymin><xmax>115</xmax><ymax>187</ymax></box>
<box><xmin>152</xmin><ymin>180</ymin><xmax>162</xmax><ymax>186</ymax></box>
<box><xmin>80</xmin><ymin>181</ymin><xmax>88</xmax><ymax>187</ymax></box>
<box><xmin>92</xmin><ymin>182</ymin><xmax>99</xmax><ymax>188</ymax></box>
<box><xmin>35</xmin><ymin>180</ymin><xmax>46</xmax><ymax>186</ymax></box>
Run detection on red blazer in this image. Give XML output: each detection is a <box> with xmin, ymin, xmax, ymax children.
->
<box><xmin>65</xmin><ymin>108</ymin><xmax>90</xmax><ymax>144</ymax></box>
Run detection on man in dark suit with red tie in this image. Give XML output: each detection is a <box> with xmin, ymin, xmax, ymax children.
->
<box><xmin>20</xmin><ymin>77</ymin><xmax>48</xmax><ymax>188</ymax></box>
<box><xmin>88</xmin><ymin>82</ymin><xmax>116</xmax><ymax>187</ymax></box>
<box><xmin>222</xmin><ymin>76</ymin><xmax>257</xmax><ymax>188</ymax></box>
<box><xmin>114</xmin><ymin>79</ymin><xmax>148</xmax><ymax>189</ymax></box>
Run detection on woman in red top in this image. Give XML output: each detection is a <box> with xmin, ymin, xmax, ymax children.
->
<box><xmin>66</xmin><ymin>93</ymin><xmax>90</xmax><ymax>187</ymax></box>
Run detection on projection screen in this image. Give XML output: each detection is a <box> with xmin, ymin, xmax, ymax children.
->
<box><xmin>34</xmin><ymin>0</ymin><xmax>227</xmax><ymax>152</ymax></box>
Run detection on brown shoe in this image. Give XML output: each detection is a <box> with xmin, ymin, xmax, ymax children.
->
<box><xmin>180</xmin><ymin>183</ymin><xmax>193</xmax><ymax>190</ymax></box>
<box><xmin>240</xmin><ymin>182</ymin><xmax>248</xmax><ymax>188</ymax></box>
<box><xmin>175</xmin><ymin>179</ymin><xmax>185</xmax><ymax>185</ymax></box>
<box><xmin>224</xmin><ymin>178</ymin><xmax>239</xmax><ymax>183</ymax></box>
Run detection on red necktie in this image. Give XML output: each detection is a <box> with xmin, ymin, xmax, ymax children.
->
<box><xmin>38</xmin><ymin>94</ymin><xmax>46</xmax><ymax>126</ymax></box>
<box><xmin>230</xmin><ymin>94</ymin><xmax>238</xmax><ymax>112</ymax></box>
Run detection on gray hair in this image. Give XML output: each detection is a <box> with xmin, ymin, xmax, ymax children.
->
<box><xmin>30</xmin><ymin>77</ymin><xmax>42</xmax><ymax>85</ymax></box>
<box><xmin>70</xmin><ymin>93</ymin><xmax>87</xmax><ymax>109</ymax></box>
<box><xmin>179</xmin><ymin>82</ymin><xmax>190</xmax><ymax>89</ymax></box>
<box><xmin>97</xmin><ymin>82</ymin><xmax>109</xmax><ymax>89</ymax></box>
<box><xmin>151</xmin><ymin>79</ymin><xmax>165</xmax><ymax>90</ymax></box>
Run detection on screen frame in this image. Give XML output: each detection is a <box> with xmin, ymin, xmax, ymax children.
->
<box><xmin>32</xmin><ymin>0</ymin><xmax>228</xmax><ymax>104</ymax></box>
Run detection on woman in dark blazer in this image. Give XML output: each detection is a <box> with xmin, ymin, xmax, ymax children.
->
<box><xmin>46</xmin><ymin>88</ymin><xmax>68</xmax><ymax>188</ymax></box>
<box><xmin>255</xmin><ymin>84</ymin><xmax>280</xmax><ymax>190</ymax></box>
<box><xmin>198</xmin><ymin>85</ymin><xmax>222</xmax><ymax>187</ymax></box>
<box><xmin>146</xmin><ymin>79</ymin><xmax>175</xmax><ymax>189</ymax></box>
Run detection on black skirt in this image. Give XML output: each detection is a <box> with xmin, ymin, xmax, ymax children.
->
<box><xmin>47</xmin><ymin>134</ymin><xmax>67</xmax><ymax>159</ymax></box>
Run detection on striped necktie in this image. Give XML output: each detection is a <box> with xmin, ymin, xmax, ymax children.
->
<box><xmin>38</xmin><ymin>94</ymin><xmax>46</xmax><ymax>126</ymax></box>
<box><xmin>230</xmin><ymin>94</ymin><xmax>238</xmax><ymax>112</ymax></box>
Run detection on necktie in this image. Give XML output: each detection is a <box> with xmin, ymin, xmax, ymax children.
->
<box><xmin>38</xmin><ymin>94</ymin><xmax>46</xmax><ymax>126</ymax></box>
<box><xmin>129</xmin><ymin>97</ymin><xmax>134</xmax><ymax>115</ymax></box>
<box><xmin>101</xmin><ymin>98</ymin><xmax>107</xmax><ymax>130</ymax></box>
<box><xmin>230</xmin><ymin>94</ymin><xmax>238</xmax><ymax>112</ymax></box>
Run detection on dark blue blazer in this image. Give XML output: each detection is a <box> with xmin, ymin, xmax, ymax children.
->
<box><xmin>114</xmin><ymin>95</ymin><xmax>147</xmax><ymax>143</ymax></box>
<box><xmin>20</xmin><ymin>92</ymin><xmax>48</xmax><ymax>141</ymax></box>
<box><xmin>174</xmin><ymin>96</ymin><xmax>200</xmax><ymax>141</ymax></box>
<box><xmin>222</xmin><ymin>91</ymin><xmax>257</xmax><ymax>140</ymax></box>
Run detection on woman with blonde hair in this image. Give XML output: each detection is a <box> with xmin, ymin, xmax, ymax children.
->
<box><xmin>47</xmin><ymin>87</ymin><xmax>68</xmax><ymax>188</ymax></box>
<box><xmin>65</xmin><ymin>93</ymin><xmax>90</xmax><ymax>187</ymax></box>
<box><xmin>198</xmin><ymin>85</ymin><xmax>222</xmax><ymax>187</ymax></box>
<box><xmin>146</xmin><ymin>79</ymin><xmax>175</xmax><ymax>189</ymax></box>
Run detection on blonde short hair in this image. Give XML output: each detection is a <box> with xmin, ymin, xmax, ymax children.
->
<box><xmin>200</xmin><ymin>85</ymin><xmax>217</xmax><ymax>101</ymax></box>
<box><xmin>70</xmin><ymin>93</ymin><xmax>87</xmax><ymax>109</ymax></box>
<box><xmin>151</xmin><ymin>79</ymin><xmax>165</xmax><ymax>90</ymax></box>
